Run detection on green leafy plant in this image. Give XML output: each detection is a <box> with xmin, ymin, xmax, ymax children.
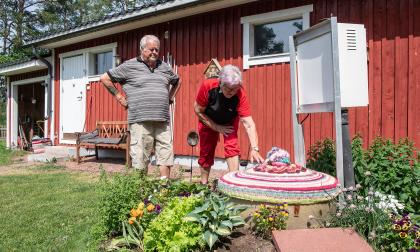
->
<box><xmin>143</xmin><ymin>196</ymin><xmax>204</xmax><ymax>252</ymax></box>
<box><xmin>306</xmin><ymin>138</ymin><xmax>336</xmax><ymax>176</ymax></box>
<box><xmin>93</xmin><ymin>169</ymin><xmax>156</xmax><ymax>236</ymax></box>
<box><xmin>353</xmin><ymin>137</ymin><xmax>419</xmax><ymax>213</ymax></box>
<box><xmin>184</xmin><ymin>194</ymin><xmax>247</xmax><ymax>249</ymax></box>
<box><xmin>307</xmin><ymin>136</ymin><xmax>419</xmax><ymax>214</ymax></box>
<box><xmin>251</xmin><ymin>203</ymin><xmax>289</xmax><ymax>239</ymax></box>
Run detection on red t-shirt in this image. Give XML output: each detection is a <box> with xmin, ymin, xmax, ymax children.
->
<box><xmin>196</xmin><ymin>78</ymin><xmax>251</xmax><ymax>123</ymax></box>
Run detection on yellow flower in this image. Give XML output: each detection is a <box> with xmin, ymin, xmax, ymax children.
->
<box><xmin>268</xmin><ymin>217</ymin><xmax>274</xmax><ymax>222</ymax></box>
<box><xmin>416</xmin><ymin>231</ymin><xmax>420</xmax><ymax>238</ymax></box>
<box><xmin>284</xmin><ymin>212</ymin><xmax>289</xmax><ymax>217</ymax></box>
<box><xmin>138</xmin><ymin>202</ymin><xmax>145</xmax><ymax>210</ymax></box>
<box><xmin>130</xmin><ymin>208</ymin><xmax>139</xmax><ymax>217</ymax></box>
<box><xmin>147</xmin><ymin>204</ymin><xmax>155</xmax><ymax>212</ymax></box>
<box><xmin>402</xmin><ymin>224</ymin><xmax>410</xmax><ymax>231</ymax></box>
<box><xmin>128</xmin><ymin>217</ymin><xmax>136</xmax><ymax>225</ymax></box>
<box><xmin>393</xmin><ymin>224</ymin><xmax>401</xmax><ymax>231</ymax></box>
<box><xmin>254</xmin><ymin>213</ymin><xmax>260</xmax><ymax>217</ymax></box>
<box><xmin>284</xmin><ymin>204</ymin><xmax>288</xmax><ymax>208</ymax></box>
<box><xmin>136</xmin><ymin>209</ymin><xmax>144</xmax><ymax>218</ymax></box>
<box><xmin>399</xmin><ymin>232</ymin><xmax>408</xmax><ymax>239</ymax></box>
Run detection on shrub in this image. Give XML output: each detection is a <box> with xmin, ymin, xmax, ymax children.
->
<box><xmin>93</xmin><ymin>169</ymin><xmax>155</xmax><ymax>236</ymax></box>
<box><xmin>306</xmin><ymin>138</ymin><xmax>336</xmax><ymax>176</ymax></box>
<box><xmin>143</xmin><ymin>196</ymin><xmax>204</xmax><ymax>252</ymax></box>
<box><xmin>307</xmin><ymin>136</ymin><xmax>419</xmax><ymax>213</ymax></box>
<box><xmin>251</xmin><ymin>203</ymin><xmax>289</xmax><ymax>239</ymax></box>
<box><xmin>354</xmin><ymin>137</ymin><xmax>419</xmax><ymax>213</ymax></box>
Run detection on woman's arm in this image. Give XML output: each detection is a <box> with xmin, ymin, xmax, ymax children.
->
<box><xmin>241</xmin><ymin>116</ymin><xmax>264</xmax><ymax>163</ymax></box>
<box><xmin>194</xmin><ymin>101</ymin><xmax>233</xmax><ymax>136</ymax></box>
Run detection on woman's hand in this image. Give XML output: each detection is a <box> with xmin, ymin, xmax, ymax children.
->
<box><xmin>250</xmin><ymin>150</ymin><xmax>264</xmax><ymax>163</ymax></box>
<box><xmin>215</xmin><ymin>124</ymin><xmax>234</xmax><ymax>136</ymax></box>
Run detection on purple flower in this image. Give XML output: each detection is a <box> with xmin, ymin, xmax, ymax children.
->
<box><xmin>408</xmin><ymin>248</ymin><xmax>417</xmax><ymax>252</ymax></box>
<box><xmin>144</xmin><ymin>199</ymin><xmax>150</xmax><ymax>204</ymax></box>
<box><xmin>155</xmin><ymin>204</ymin><xmax>161</xmax><ymax>214</ymax></box>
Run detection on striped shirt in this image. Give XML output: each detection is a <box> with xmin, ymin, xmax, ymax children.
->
<box><xmin>107</xmin><ymin>57</ymin><xmax>179</xmax><ymax>123</ymax></box>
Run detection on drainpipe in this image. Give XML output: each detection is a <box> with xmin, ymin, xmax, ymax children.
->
<box><xmin>32</xmin><ymin>47</ymin><xmax>52</xmax><ymax>120</ymax></box>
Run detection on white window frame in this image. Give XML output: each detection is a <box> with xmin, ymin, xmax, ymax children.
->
<box><xmin>241</xmin><ymin>4</ymin><xmax>313</xmax><ymax>69</ymax></box>
<box><xmin>88</xmin><ymin>47</ymin><xmax>116</xmax><ymax>80</ymax></box>
<box><xmin>59</xmin><ymin>42</ymin><xmax>117</xmax><ymax>82</ymax></box>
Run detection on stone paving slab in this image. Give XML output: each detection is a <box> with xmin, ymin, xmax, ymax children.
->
<box><xmin>272</xmin><ymin>228</ymin><xmax>374</xmax><ymax>252</ymax></box>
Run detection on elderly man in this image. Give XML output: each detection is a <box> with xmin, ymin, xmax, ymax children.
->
<box><xmin>194</xmin><ymin>64</ymin><xmax>264</xmax><ymax>184</ymax></box>
<box><xmin>100</xmin><ymin>35</ymin><xmax>179</xmax><ymax>178</ymax></box>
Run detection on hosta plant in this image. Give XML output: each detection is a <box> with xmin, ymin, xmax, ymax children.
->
<box><xmin>184</xmin><ymin>193</ymin><xmax>247</xmax><ymax>249</ymax></box>
<box><xmin>251</xmin><ymin>203</ymin><xmax>289</xmax><ymax>239</ymax></box>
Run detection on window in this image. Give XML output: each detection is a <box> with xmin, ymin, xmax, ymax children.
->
<box><xmin>241</xmin><ymin>5</ymin><xmax>313</xmax><ymax>69</ymax></box>
<box><xmin>85</xmin><ymin>43</ymin><xmax>117</xmax><ymax>78</ymax></box>
<box><xmin>94</xmin><ymin>51</ymin><xmax>113</xmax><ymax>75</ymax></box>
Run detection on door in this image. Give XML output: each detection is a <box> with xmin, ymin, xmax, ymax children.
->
<box><xmin>60</xmin><ymin>54</ymin><xmax>86</xmax><ymax>143</ymax></box>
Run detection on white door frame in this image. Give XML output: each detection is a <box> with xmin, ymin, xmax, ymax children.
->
<box><xmin>59</xmin><ymin>53</ymin><xmax>86</xmax><ymax>144</ymax></box>
<box><xmin>10</xmin><ymin>76</ymin><xmax>48</xmax><ymax>147</ymax></box>
<box><xmin>58</xmin><ymin>43</ymin><xmax>117</xmax><ymax>144</ymax></box>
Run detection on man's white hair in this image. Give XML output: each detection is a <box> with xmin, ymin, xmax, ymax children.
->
<box><xmin>139</xmin><ymin>35</ymin><xmax>160</xmax><ymax>50</ymax></box>
<box><xmin>219</xmin><ymin>64</ymin><xmax>242</xmax><ymax>86</ymax></box>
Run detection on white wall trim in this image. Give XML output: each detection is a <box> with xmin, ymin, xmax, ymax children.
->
<box><xmin>50</xmin><ymin>48</ymin><xmax>55</xmax><ymax>144</ymax></box>
<box><xmin>11</xmin><ymin>76</ymin><xmax>47</xmax><ymax>86</ymax></box>
<box><xmin>6</xmin><ymin>77</ymin><xmax>10</xmax><ymax>148</ymax></box>
<box><xmin>9</xmin><ymin>76</ymin><xmax>48</xmax><ymax>147</ymax></box>
<box><xmin>59</xmin><ymin>42</ymin><xmax>117</xmax><ymax>59</ymax></box>
<box><xmin>241</xmin><ymin>4</ymin><xmax>313</xmax><ymax>69</ymax></box>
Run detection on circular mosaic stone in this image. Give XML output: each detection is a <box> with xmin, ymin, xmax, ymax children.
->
<box><xmin>218</xmin><ymin>167</ymin><xmax>340</xmax><ymax>204</ymax></box>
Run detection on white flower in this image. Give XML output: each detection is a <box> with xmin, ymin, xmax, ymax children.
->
<box><xmin>364</xmin><ymin>171</ymin><xmax>371</xmax><ymax>176</ymax></box>
<box><xmin>347</xmin><ymin>195</ymin><xmax>353</xmax><ymax>200</ymax></box>
<box><xmin>368</xmin><ymin>191</ymin><xmax>374</xmax><ymax>196</ymax></box>
<box><xmin>308</xmin><ymin>215</ymin><xmax>314</xmax><ymax>219</ymax></box>
<box><xmin>356</xmin><ymin>184</ymin><xmax>362</xmax><ymax>189</ymax></box>
<box><xmin>342</xmin><ymin>188</ymin><xmax>348</xmax><ymax>192</ymax></box>
<box><xmin>348</xmin><ymin>186</ymin><xmax>354</xmax><ymax>191</ymax></box>
<box><xmin>350</xmin><ymin>204</ymin><xmax>356</xmax><ymax>209</ymax></box>
<box><xmin>336</xmin><ymin>212</ymin><xmax>342</xmax><ymax>217</ymax></box>
<box><xmin>357</xmin><ymin>195</ymin><xmax>364</xmax><ymax>200</ymax></box>
<box><xmin>365</xmin><ymin>207</ymin><xmax>371</xmax><ymax>212</ymax></box>
<box><xmin>325</xmin><ymin>222</ymin><xmax>331</xmax><ymax>227</ymax></box>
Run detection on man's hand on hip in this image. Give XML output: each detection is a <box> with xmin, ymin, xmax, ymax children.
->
<box><xmin>116</xmin><ymin>93</ymin><xmax>128</xmax><ymax>108</ymax></box>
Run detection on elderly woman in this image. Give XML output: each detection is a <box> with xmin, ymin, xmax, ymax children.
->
<box><xmin>194</xmin><ymin>64</ymin><xmax>264</xmax><ymax>184</ymax></box>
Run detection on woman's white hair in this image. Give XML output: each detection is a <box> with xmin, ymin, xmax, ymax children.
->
<box><xmin>139</xmin><ymin>35</ymin><xmax>160</xmax><ymax>50</ymax></box>
<box><xmin>219</xmin><ymin>64</ymin><xmax>242</xmax><ymax>87</ymax></box>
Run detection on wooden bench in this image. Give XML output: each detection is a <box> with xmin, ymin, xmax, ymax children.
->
<box><xmin>75</xmin><ymin>121</ymin><xmax>131</xmax><ymax>167</ymax></box>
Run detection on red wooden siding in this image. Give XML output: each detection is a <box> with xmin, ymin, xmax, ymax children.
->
<box><xmin>52</xmin><ymin>0</ymin><xmax>420</xmax><ymax>158</ymax></box>
<box><xmin>85</xmin><ymin>81</ymin><xmax>127</xmax><ymax>131</ymax></box>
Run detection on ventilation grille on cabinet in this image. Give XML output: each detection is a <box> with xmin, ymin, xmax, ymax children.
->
<box><xmin>346</xmin><ymin>29</ymin><xmax>357</xmax><ymax>50</ymax></box>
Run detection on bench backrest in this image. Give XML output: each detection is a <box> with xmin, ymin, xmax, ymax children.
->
<box><xmin>96</xmin><ymin>121</ymin><xmax>128</xmax><ymax>138</ymax></box>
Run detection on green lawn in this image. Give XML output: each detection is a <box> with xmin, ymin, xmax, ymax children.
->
<box><xmin>0</xmin><ymin>168</ymin><xmax>101</xmax><ymax>251</ymax></box>
<box><xmin>0</xmin><ymin>140</ymin><xmax>26</xmax><ymax>165</ymax></box>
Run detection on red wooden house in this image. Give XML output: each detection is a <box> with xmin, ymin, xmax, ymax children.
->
<box><xmin>1</xmin><ymin>0</ymin><xmax>419</xmax><ymax>162</ymax></box>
